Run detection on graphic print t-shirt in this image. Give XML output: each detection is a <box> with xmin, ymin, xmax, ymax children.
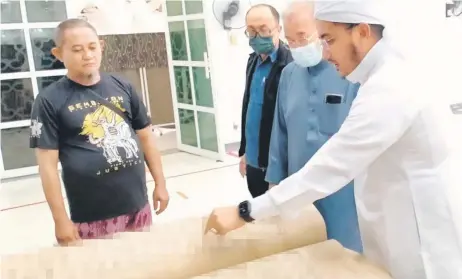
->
<box><xmin>30</xmin><ymin>74</ymin><xmax>151</xmax><ymax>223</ymax></box>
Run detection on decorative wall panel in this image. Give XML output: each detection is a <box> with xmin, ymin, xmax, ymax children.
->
<box><xmin>100</xmin><ymin>33</ymin><xmax>168</xmax><ymax>72</ymax></box>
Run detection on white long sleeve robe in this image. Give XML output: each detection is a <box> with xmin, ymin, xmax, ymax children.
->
<box><xmin>250</xmin><ymin>39</ymin><xmax>462</xmax><ymax>279</ymax></box>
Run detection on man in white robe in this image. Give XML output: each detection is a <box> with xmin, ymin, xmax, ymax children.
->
<box><xmin>205</xmin><ymin>1</ymin><xmax>462</xmax><ymax>279</ymax></box>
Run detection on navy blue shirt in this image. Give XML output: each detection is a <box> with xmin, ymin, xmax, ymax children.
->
<box><xmin>29</xmin><ymin>74</ymin><xmax>151</xmax><ymax>223</ymax></box>
<box><xmin>245</xmin><ymin>49</ymin><xmax>278</xmax><ymax>168</ymax></box>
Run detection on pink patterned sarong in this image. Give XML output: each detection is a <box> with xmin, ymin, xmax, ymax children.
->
<box><xmin>76</xmin><ymin>203</ymin><xmax>152</xmax><ymax>239</ymax></box>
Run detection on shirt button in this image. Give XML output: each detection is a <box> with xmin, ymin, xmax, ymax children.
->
<box><xmin>312</xmin><ymin>89</ymin><xmax>316</xmax><ymax>94</ymax></box>
<box><xmin>310</xmin><ymin>108</ymin><xmax>315</xmax><ymax>112</ymax></box>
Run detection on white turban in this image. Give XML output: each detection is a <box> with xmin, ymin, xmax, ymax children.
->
<box><xmin>314</xmin><ymin>0</ymin><xmax>388</xmax><ymax>26</ymax></box>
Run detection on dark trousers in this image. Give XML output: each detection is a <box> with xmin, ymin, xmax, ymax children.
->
<box><xmin>246</xmin><ymin>165</ymin><xmax>269</xmax><ymax>198</ymax></box>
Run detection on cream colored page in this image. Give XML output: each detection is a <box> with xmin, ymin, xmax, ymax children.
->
<box><xmin>1</xmin><ymin>206</ymin><xmax>326</xmax><ymax>279</ymax></box>
<box><xmin>192</xmin><ymin>240</ymin><xmax>392</xmax><ymax>279</ymax></box>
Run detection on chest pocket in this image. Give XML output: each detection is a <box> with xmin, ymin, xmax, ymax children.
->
<box><xmin>318</xmin><ymin>93</ymin><xmax>350</xmax><ymax>136</ymax></box>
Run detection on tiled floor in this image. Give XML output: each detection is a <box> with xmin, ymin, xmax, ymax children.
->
<box><xmin>0</xmin><ymin>152</ymin><xmax>250</xmax><ymax>256</ymax></box>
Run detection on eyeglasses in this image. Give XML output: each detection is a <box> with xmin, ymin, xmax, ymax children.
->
<box><xmin>286</xmin><ymin>33</ymin><xmax>329</xmax><ymax>50</ymax></box>
<box><xmin>244</xmin><ymin>27</ymin><xmax>277</xmax><ymax>39</ymax></box>
<box><xmin>286</xmin><ymin>32</ymin><xmax>318</xmax><ymax>47</ymax></box>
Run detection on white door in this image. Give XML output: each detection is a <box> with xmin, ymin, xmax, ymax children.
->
<box><xmin>164</xmin><ymin>0</ymin><xmax>226</xmax><ymax>161</ymax></box>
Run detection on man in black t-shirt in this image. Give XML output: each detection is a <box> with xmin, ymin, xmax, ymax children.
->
<box><xmin>30</xmin><ymin>19</ymin><xmax>169</xmax><ymax>245</ymax></box>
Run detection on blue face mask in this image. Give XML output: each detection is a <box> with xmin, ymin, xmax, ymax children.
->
<box><xmin>249</xmin><ymin>36</ymin><xmax>275</xmax><ymax>55</ymax></box>
<box><xmin>290</xmin><ymin>40</ymin><xmax>323</xmax><ymax>68</ymax></box>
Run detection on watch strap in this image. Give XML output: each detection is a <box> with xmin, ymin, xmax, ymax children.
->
<box><xmin>238</xmin><ymin>200</ymin><xmax>255</xmax><ymax>223</ymax></box>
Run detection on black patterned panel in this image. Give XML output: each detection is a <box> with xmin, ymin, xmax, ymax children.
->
<box><xmin>100</xmin><ymin>33</ymin><xmax>168</xmax><ymax>72</ymax></box>
<box><xmin>1</xmin><ymin>78</ymin><xmax>34</xmax><ymax>123</ymax></box>
<box><xmin>37</xmin><ymin>75</ymin><xmax>64</xmax><ymax>94</ymax></box>
<box><xmin>1</xmin><ymin>29</ymin><xmax>30</xmax><ymax>74</ymax></box>
<box><xmin>168</xmin><ymin>21</ymin><xmax>187</xmax><ymax>60</ymax></box>
<box><xmin>30</xmin><ymin>28</ymin><xmax>65</xmax><ymax>71</ymax></box>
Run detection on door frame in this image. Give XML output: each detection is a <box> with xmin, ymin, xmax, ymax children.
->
<box><xmin>139</xmin><ymin>67</ymin><xmax>151</xmax><ymax>117</ymax></box>
<box><xmin>164</xmin><ymin>4</ymin><xmax>226</xmax><ymax>161</ymax></box>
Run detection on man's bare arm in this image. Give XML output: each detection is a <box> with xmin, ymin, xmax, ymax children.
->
<box><xmin>35</xmin><ymin>149</ymin><xmax>69</xmax><ymax>223</ymax></box>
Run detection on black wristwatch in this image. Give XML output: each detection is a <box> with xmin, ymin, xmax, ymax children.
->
<box><xmin>238</xmin><ymin>200</ymin><xmax>255</xmax><ymax>223</ymax></box>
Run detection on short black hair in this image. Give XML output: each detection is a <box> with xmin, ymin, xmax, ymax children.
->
<box><xmin>54</xmin><ymin>18</ymin><xmax>98</xmax><ymax>46</ymax></box>
<box><xmin>246</xmin><ymin>3</ymin><xmax>280</xmax><ymax>23</ymax></box>
<box><xmin>337</xmin><ymin>22</ymin><xmax>385</xmax><ymax>39</ymax></box>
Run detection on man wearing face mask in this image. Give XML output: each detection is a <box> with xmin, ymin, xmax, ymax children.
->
<box><xmin>206</xmin><ymin>1</ymin><xmax>462</xmax><ymax>278</ymax></box>
<box><xmin>264</xmin><ymin>1</ymin><xmax>362</xmax><ymax>252</ymax></box>
<box><xmin>238</xmin><ymin>4</ymin><xmax>292</xmax><ymax>198</ymax></box>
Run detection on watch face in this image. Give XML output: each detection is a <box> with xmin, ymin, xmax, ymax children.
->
<box><xmin>239</xmin><ymin>201</ymin><xmax>254</xmax><ymax>222</ymax></box>
<box><xmin>239</xmin><ymin>201</ymin><xmax>249</xmax><ymax>215</ymax></box>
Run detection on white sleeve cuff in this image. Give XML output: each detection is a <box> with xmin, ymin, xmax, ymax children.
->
<box><xmin>249</xmin><ymin>192</ymin><xmax>280</xmax><ymax>221</ymax></box>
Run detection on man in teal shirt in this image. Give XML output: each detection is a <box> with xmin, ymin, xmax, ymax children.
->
<box><xmin>265</xmin><ymin>2</ymin><xmax>362</xmax><ymax>252</ymax></box>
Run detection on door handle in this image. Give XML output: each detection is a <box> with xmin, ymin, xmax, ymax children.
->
<box><xmin>203</xmin><ymin>52</ymin><xmax>211</xmax><ymax>79</ymax></box>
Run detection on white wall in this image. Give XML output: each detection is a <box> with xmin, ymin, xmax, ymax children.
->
<box><xmin>385</xmin><ymin>0</ymin><xmax>462</xmax><ymax>91</ymax></box>
<box><xmin>65</xmin><ymin>0</ymin><xmax>166</xmax><ymax>35</ymax></box>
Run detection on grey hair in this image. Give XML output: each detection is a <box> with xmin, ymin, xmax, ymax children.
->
<box><xmin>282</xmin><ymin>0</ymin><xmax>314</xmax><ymax>20</ymax></box>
